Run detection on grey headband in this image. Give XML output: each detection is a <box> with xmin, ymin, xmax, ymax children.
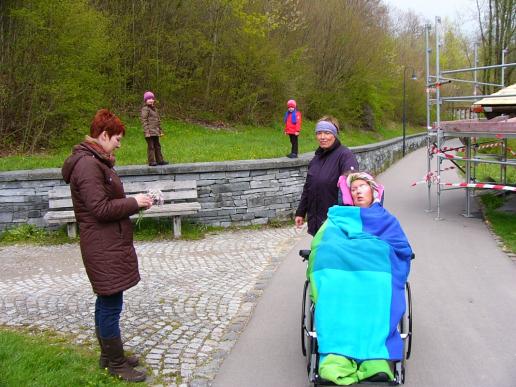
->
<box><xmin>315</xmin><ymin>121</ymin><xmax>338</xmax><ymax>136</ymax></box>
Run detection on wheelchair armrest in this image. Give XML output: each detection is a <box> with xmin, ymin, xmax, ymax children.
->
<box><xmin>299</xmin><ymin>249</ymin><xmax>311</xmax><ymax>261</ymax></box>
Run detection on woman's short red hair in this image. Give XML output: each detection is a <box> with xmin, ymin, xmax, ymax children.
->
<box><xmin>90</xmin><ymin>109</ymin><xmax>125</xmax><ymax>138</ymax></box>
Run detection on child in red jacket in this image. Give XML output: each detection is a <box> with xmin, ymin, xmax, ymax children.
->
<box><xmin>284</xmin><ymin>99</ymin><xmax>302</xmax><ymax>158</ymax></box>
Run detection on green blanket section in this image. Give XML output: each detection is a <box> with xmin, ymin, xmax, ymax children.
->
<box><xmin>319</xmin><ymin>355</ymin><xmax>394</xmax><ymax>385</ymax></box>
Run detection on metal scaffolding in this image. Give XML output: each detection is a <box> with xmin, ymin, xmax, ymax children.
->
<box><xmin>424</xmin><ymin>17</ymin><xmax>516</xmax><ymax>219</ymax></box>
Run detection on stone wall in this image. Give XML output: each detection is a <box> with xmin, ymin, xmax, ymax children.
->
<box><xmin>0</xmin><ymin>133</ymin><xmax>426</xmax><ymax>231</ymax></box>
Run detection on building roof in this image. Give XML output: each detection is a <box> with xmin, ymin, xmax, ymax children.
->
<box><xmin>474</xmin><ymin>83</ymin><xmax>516</xmax><ymax>105</ymax></box>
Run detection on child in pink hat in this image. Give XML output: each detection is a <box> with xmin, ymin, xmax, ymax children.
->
<box><xmin>140</xmin><ymin>91</ymin><xmax>168</xmax><ymax>166</ymax></box>
<box><xmin>283</xmin><ymin>99</ymin><xmax>302</xmax><ymax>158</ymax></box>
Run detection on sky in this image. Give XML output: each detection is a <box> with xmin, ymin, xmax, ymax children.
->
<box><xmin>384</xmin><ymin>0</ymin><xmax>479</xmax><ymax>30</ymax></box>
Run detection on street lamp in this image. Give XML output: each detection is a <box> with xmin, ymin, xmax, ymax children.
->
<box><xmin>402</xmin><ymin>66</ymin><xmax>417</xmax><ymax>156</ymax></box>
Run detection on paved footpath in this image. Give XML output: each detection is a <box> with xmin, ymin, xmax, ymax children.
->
<box><xmin>0</xmin><ymin>227</ymin><xmax>304</xmax><ymax>386</ymax></box>
<box><xmin>215</xmin><ymin>144</ymin><xmax>516</xmax><ymax>387</ymax></box>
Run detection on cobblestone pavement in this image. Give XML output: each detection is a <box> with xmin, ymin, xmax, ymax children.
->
<box><xmin>0</xmin><ymin>226</ymin><xmax>304</xmax><ymax>386</ymax></box>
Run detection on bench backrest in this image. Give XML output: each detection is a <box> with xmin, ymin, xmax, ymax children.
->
<box><xmin>48</xmin><ymin>180</ymin><xmax>198</xmax><ymax>210</ymax></box>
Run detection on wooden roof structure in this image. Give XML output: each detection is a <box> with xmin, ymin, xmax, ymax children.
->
<box><xmin>473</xmin><ymin>83</ymin><xmax>516</xmax><ymax>105</ymax></box>
<box><xmin>433</xmin><ymin>116</ymin><xmax>516</xmax><ymax>138</ymax></box>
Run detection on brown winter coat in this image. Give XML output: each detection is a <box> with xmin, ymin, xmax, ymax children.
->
<box><xmin>62</xmin><ymin>142</ymin><xmax>141</xmax><ymax>296</ymax></box>
<box><xmin>140</xmin><ymin>105</ymin><xmax>161</xmax><ymax>137</ymax></box>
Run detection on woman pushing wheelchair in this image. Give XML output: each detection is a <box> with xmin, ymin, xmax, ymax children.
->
<box><xmin>306</xmin><ymin>172</ymin><xmax>413</xmax><ymax>385</ymax></box>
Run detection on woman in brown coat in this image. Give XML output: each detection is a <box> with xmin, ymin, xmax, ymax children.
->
<box><xmin>62</xmin><ymin>109</ymin><xmax>153</xmax><ymax>382</ymax></box>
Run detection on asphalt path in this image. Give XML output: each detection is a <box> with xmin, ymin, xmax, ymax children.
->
<box><xmin>214</xmin><ymin>145</ymin><xmax>516</xmax><ymax>387</ymax></box>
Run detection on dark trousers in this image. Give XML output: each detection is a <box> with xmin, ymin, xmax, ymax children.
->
<box><xmin>95</xmin><ymin>292</ymin><xmax>123</xmax><ymax>339</ymax></box>
<box><xmin>145</xmin><ymin>136</ymin><xmax>164</xmax><ymax>164</ymax></box>
<box><xmin>289</xmin><ymin>134</ymin><xmax>298</xmax><ymax>155</ymax></box>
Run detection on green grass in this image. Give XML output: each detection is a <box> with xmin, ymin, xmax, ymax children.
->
<box><xmin>479</xmin><ymin>192</ymin><xmax>516</xmax><ymax>254</ymax></box>
<box><xmin>471</xmin><ymin>138</ymin><xmax>516</xmax><ymax>184</ymax></box>
<box><xmin>0</xmin><ymin>221</ymin><xmax>215</xmax><ymax>246</ymax></box>
<box><xmin>0</xmin><ymin>219</ymin><xmax>295</xmax><ymax>246</ymax></box>
<box><xmin>453</xmin><ymin>140</ymin><xmax>515</xmax><ymax>255</ymax></box>
<box><xmin>0</xmin><ymin>119</ymin><xmax>423</xmax><ymax>171</ymax></box>
<box><xmin>0</xmin><ymin>224</ymin><xmax>73</xmax><ymax>245</ymax></box>
<box><xmin>0</xmin><ymin>327</ymin><xmax>135</xmax><ymax>386</ymax></box>
<box><xmin>132</xmin><ymin>218</ymin><xmax>223</xmax><ymax>241</ymax></box>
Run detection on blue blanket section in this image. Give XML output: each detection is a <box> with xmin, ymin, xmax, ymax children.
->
<box><xmin>308</xmin><ymin>203</ymin><xmax>412</xmax><ymax>361</ymax></box>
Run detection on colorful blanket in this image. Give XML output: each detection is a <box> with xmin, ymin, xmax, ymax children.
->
<box><xmin>307</xmin><ymin>203</ymin><xmax>412</xmax><ymax>368</ymax></box>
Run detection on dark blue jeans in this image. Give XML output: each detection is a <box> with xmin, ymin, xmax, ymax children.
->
<box><xmin>95</xmin><ymin>292</ymin><xmax>123</xmax><ymax>339</ymax></box>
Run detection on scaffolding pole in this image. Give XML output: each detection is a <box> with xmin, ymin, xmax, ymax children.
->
<box><xmin>424</xmin><ymin>16</ymin><xmax>515</xmax><ymax>220</ymax></box>
<box><xmin>425</xmin><ymin>23</ymin><xmax>432</xmax><ymax>212</ymax></box>
<box><xmin>435</xmin><ymin>16</ymin><xmax>443</xmax><ymax>220</ymax></box>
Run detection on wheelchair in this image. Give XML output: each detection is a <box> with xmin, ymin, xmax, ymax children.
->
<box><xmin>299</xmin><ymin>249</ymin><xmax>413</xmax><ymax>386</ymax></box>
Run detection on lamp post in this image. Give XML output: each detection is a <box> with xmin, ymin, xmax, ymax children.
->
<box><xmin>402</xmin><ymin>66</ymin><xmax>417</xmax><ymax>156</ymax></box>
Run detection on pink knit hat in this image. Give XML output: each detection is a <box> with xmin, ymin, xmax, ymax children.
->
<box><xmin>287</xmin><ymin>99</ymin><xmax>296</xmax><ymax>108</ymax></box>
<box><xmin>337</xmin><ymin>172</ymin><xmax>384</xmax><ymax>206</ymax></box>
<box><xmin>143</xmin><ymin>91</ymin><xmax>155</xmax><ymax>102</ymax></box>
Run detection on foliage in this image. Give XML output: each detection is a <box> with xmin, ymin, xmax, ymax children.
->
<box><xmin>0</xmin><ymin>327</ymin><xmax>134</xmax><ymax>386</ymax></box>
<box><xmin>476</xmin><ymin>0</ymin><xmax>516</xmax><ymax>91</ymax></box>
<box><xmin>479</xmin><ymin>192</ymin><xmax>516</xmax><ymax>253</ymax></box>
<box><xmin>0</xmin><ymin>118</ymin><xmax>423</xmax><ymax>171</ymax></box>
<box><xmin>469</xmin><ymin>138</ymin><xmax>516</xmax><ymax>184</ymax></box>
<box><xmin>0</xmin><ymin>0</ymin><xmax>476</xmax><ymax>154</ymax></box>
<box><xmin>0</xmin><ymin>220</ymin><xmax>220</xmax><ymax>245</ymax></box>
<box><xmin>0</xmin><ymin>224</ymin><xmax>73</xmax><ymax>245</ymax></box>
<box><xmin>0</xmin><ymin>0</ymin><xmax>115</xmax><ymax>152</ymax></box>
<box><xmin>133</xmin><ymin>218</ymin><xmax>223</xmax><ymax>241</ymax></box>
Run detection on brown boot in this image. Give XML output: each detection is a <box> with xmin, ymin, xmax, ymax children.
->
<box><xmin>101</xmin><ymin>337</ymin><xmax>146</xmax><ymax>382</ymax></box>
<box><xmin>95</xmin><ymin>327</ymin><xmax>139</xmax><ymax>368</ymax></box>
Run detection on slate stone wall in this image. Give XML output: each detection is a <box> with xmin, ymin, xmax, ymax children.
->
<box><xmin>0</xmin><ymin>134</ymin><xmax>426</xmax><ymax>231</ymax></box>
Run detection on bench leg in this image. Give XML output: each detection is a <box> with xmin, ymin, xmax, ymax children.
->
<box><xmin>173</xmin><ymin>216</ymin><xmax>181</xmax><ymax>238</ymax></box>
<box><xmin>67</xmin><ymin>223</ymin><xmax>77</xmax><ymax>238</ymax></box>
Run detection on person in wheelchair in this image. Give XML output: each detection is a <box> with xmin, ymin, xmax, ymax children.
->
<box><xmin>307</xmin><ymin>172</ymin><xmax>413</xmax><ymax>385</ymax></box>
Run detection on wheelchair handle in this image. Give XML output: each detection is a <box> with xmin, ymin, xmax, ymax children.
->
<box><xmin>299</xmin><ymin>249</ymin><xmax>311</xmax><ymax>262</ymax></box>
<box><xmin>300</xmin><ymin>250</ymin><xmax>413</xmax><ymax>261</ymax></box>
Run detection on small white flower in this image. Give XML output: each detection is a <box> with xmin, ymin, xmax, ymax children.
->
<box><xmin>147</xmin><ymin>188</ymin><xmax>164</xmax><ymax>206</ymax></box>
<box><xmin>136</xmin><ymin>188</ymin><xmax>165</xmax><ymax>228</ymax></box>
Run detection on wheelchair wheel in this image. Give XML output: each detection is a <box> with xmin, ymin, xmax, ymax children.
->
<box><xmin>307</xmin><ymin>314</ymin><xmax>318</xmax><ymax>383</ymax></box>
<box><xmin>398</xmin><ymin>281</ymin><xmax>412</xmax><ymax>384</ymax></box>
<box><xmin>301</xmin><ymin>279</ymin><xmax>310</xmax><ymax>356</ymax></box>
<box><xmin>405</xmin><ymin>281</ymin><xmax>413</xmax><ymax>359</ymax></box>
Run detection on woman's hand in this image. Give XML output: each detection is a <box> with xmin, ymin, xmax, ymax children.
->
<box><xmin>134</xmin><ymin>194</ymin><xmax>153</xmax><ymax>209</ymax></box>
<box><xmin>295</xmin><ymin>216</ymin><xmax>305</xmax><ymax>228</ymax></box>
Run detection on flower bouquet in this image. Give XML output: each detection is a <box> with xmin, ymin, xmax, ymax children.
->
<box><xmin>136</xmin><ymin>188</ymin><xmax>164</xmax><ymax>228</ymax></box>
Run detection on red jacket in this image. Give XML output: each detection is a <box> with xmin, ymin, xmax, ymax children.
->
<box><xmin>284</xmin><ymin>111</ymin><xmax>302</xmax><ymax>135</ymax></box>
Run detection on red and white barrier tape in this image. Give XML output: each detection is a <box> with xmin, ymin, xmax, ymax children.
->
<box><xmin>411</xmin><ymin>166</ymin><xmax>457</xmax><ymax>186</ymax></box>
<box><xmin>441</xmin><ymin>182</ymin><xmax>516</xmax><ymax>192</ymax></box>
<box><xmin>430</xmin><ymin>143</ymin><xmax>515</xmax><ymax>156</ymax></box>
<box><xmin>438</xmin><ymin>153</ymin><xmax>516</xmax><ymax>161</ymax></box>
<box><xmin>412</xmin><ymin>181</ymin><xmax>516</xmax><ymax>191</ymax></box>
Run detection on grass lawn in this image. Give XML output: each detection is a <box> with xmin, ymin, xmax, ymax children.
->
<box><xmin>0</xmin><ymin>119</ymin><xmax>422</xmax><ymax>171</ymax></box>
<box><xmin>478</xmin><ymin>193</ymin><xmax>516</xmax><ymax>254</ymax></box>
<box><xmin>453</xmin><ymin>139</ymin><xmax>515</xmax><ymax>254</ymax></box>
<box><xmin>0</xmin><ymin>218</ymin><xmax>292</xmax><ymax>246</ymax></box>
<box><xmin>0</xmin><ymin>327</ymin><xmax>136</xmax><ymax>386</ymax></box>
<box><xmin>470</xmin><ymin>138</ymin><xmax>516</xmax><ymax>184</ymax></box>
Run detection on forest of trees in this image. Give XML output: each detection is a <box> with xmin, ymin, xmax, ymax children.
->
<box><xmin>0</xmin><ymin>0</ymin><xmax>514</xmax><ymax>153</ymax></box>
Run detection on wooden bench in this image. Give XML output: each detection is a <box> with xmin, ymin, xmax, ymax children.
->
<box><xmin>44</xmin><ymin>180</ymin><xmax>201</xmax><ymax>238</ymax></box>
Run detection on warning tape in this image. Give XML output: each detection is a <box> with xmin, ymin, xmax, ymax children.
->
<box><xmin>430</xmin><ymin>143</ymin><xmax>516</xmax><ymax>156</ymax></box>
<box><xmin>410</xmin><ymin>166</ymin><xmax>457</xmax><ymax>186</ymax></box>
<box><xmin>441</xmin><ymin>182</ymin><xmax>516</xmax><ymax>192</ymax></box>
<box><xmin>412</xmin><ymin>181</ymin><xmax>516</xmax><ymax>191</ymax></box>
<box><xmin>439</xmin><ymin>152</ymin><xmax>516</xmax><ymax>162</ymax></box>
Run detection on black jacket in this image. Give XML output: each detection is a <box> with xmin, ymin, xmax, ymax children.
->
<box><xmin>295</xmin><ymin>139</ymin><xmax>359</xmax><ymax>235</ymax></box>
